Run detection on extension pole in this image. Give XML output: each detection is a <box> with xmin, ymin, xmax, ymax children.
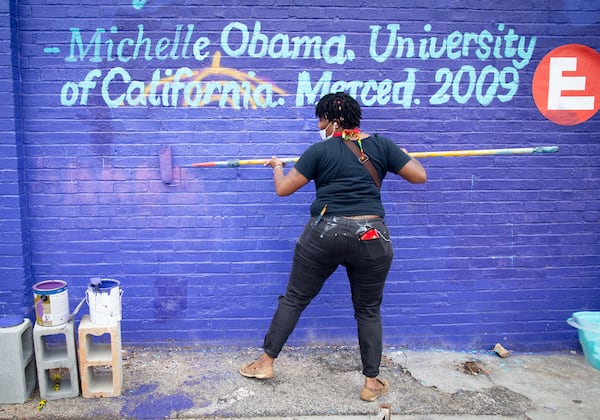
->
<box><xmin>191</xmin><ymin>146</ymin><xmax>558</xmax><ymax>168</ymax></box>
<box><xmin>409</xmin><ymin>145</ymin><xmax>558</xmax><ymax>159</ymax></box>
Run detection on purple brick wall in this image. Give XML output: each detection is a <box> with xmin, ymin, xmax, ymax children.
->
<box><xmin>0</xmin><ymin>0</ymin><xmax>33</xmax><ymax>317</ymax></box>
<box><xmin>1</xmin><ymin>0</ymin><xmax>599</xmax><ymax>352</ymax></box>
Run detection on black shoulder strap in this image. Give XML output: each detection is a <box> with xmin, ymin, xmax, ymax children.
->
<box><xmin>343</xmin><ymin>140</ymin><xmax>381</xmax><ymax>190</ymax></box>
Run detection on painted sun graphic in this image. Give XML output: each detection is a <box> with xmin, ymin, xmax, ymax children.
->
<box><xmin>143</xmin><ymin>51</ymin><xmax>287</xmax><ymax>109</ymax></box>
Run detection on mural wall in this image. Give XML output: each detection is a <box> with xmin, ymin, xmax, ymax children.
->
<box><xmin>2</xmin><ymin>0</ymin><xmax>599</xmax><ymax>351</ymax></box>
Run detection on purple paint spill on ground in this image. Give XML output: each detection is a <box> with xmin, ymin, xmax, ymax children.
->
<box><xmin>122</xmin><ymin>394</ymin><xmax>195</xmax><ymax>418</ymax></box>
<box><xmin>119</xmin><ymin>382</ymin><xmax>195</xmax><ymax>418</ymax></box>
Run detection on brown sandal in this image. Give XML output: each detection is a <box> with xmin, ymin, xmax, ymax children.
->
<box><xmin>360</xmin><ymin>378</ymin><xmax>390</xmax><ymax>402</ymax></box>
<box><xmin>239</xmin><ymin>362</ymin><xmax>274</xmax><ymax>379</ymax></box>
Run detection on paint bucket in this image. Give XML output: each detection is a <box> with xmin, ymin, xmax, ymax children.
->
<box><xmin>33</xmin><ymin>280</ymin><xmax>70</xmax><ymax>326</ymax></box>
<box><xmin>86</xmin><ymin>279</ymin><xmax>122</xmax><ymax>324</ymax></box>
<box><xmin>567</xmin><ymin>311</ymin><xmax>600</xmax><ymax>371</ymax></box>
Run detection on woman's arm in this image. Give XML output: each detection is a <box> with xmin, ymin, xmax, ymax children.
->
<box><xmin>265</xmin><ymin>158</ymin><xmax>310</xmax><ymax>196</ymax></box>
<box><xmin>398</xmin><ymin>156</ymin><xmax>427</xmax><ymax>184</ymax></box>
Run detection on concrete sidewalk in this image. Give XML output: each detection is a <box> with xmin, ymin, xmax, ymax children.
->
<box><xmin>1</xmin><ymin>345</ymin><xmax>599</xmax><ymax>419</ymax></box>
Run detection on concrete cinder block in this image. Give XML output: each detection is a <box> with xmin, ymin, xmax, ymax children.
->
<box><xmin>0</xmin><ymin>318</ymin><xmax>36</xmax><ymax>404</ymax></box>
<box><xmin>78</xmin><ymin>315</ymin><xmax>122</xmax><ymax>398</ymax></box>
<box><xmin>33</xmin><ymin>320</ymin><xmax>80</xmax><ymax>399</ymax></box>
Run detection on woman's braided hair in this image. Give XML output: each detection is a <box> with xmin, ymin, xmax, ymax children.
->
<box><xmin>315</xmin><ymin>92</ymin><xmax>362</xmax><ymax>129</ymax></box>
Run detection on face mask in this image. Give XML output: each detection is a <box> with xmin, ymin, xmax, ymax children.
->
<box><xmin>319</xmin><ymin>122</ymin><xmax>336</xmax><ymax>141</ymax></box>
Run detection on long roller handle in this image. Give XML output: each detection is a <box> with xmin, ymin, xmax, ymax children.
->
<box><xmin>409</xmin><ymin>146</ymin><xmax>559</xmax><ymax>158</ymax></box>
<box><xmin>191</xmin><ymin>146</ymin><xmax>558</xmax><ymax>167</ymax></box>
<box><xmin>192</xmin><ymin>157</ymin><xmax>299</xmax><ymax>167</ymax></box>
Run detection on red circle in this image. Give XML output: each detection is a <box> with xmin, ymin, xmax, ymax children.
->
<box><xmin>532</xmin><ymin>44</ymin><xmax>600</xmax><ymax>126</ymax></box>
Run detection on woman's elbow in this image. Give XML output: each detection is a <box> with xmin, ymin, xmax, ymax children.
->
<box><xmin>399</xmin><ymin>162</ymin><xmax>427</xmax><ymax>184</ymax></box>
<box><xmin>275</xmin><ymin>186</ymin><xmax>294</xmax><ymax>196</ymax></box>
<box><xmin>411</xmin><ymin>172</ymin><xmax>427</xmax><ymax>184</ymax></box>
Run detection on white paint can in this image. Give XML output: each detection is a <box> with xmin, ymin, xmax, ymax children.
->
<box><xmin>86</xmin><ymin>279</ymin><xmax>122</xmax><ymax>325</ymax></box>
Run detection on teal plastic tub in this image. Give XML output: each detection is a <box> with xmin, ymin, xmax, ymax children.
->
<box><xmin>567</xmin><ymin>311</ymin><xmax>600</xmax><ymax>371</ymax></box>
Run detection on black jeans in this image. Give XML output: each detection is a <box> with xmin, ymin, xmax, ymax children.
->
<box><xmin>263</xmin><ymin>215</ymin><xmax>394</xmax><ymax>378</ymax></box>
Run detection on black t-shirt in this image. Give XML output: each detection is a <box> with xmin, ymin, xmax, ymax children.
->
<box><xmin>294</xmin><ymin>134</ymin><xmax>411</xmax><ymax>217</ymax></box>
